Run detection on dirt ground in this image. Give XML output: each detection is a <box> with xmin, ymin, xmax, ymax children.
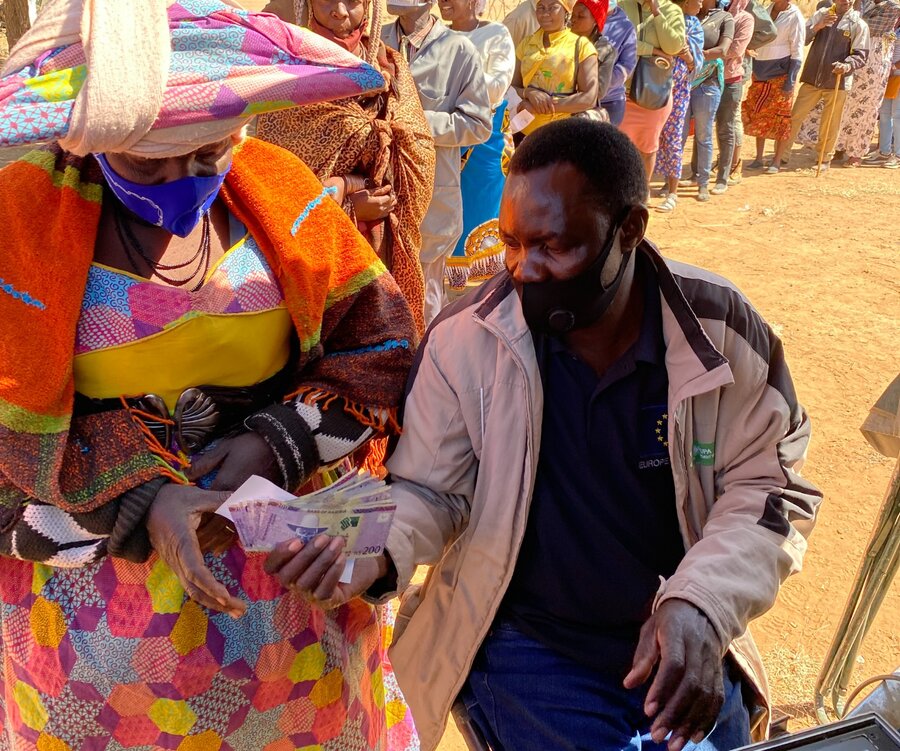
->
<box><xmin>654</xmin><ymin>149</ymin><xmax>900</xmax><ymax>724</ymax></box>
<box><xmin>2</xmin><ymin>7</ymin><xmax>898</xmax><ymax>748</ymax></box>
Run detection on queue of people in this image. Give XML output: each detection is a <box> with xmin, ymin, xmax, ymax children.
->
<box><xmin>0</xmin><ymin>0</ymin><xmax>890</xmax><ymax>748</ymax></box>
<box><xmin>496</xmin><ymin>0</ymin><xmax>897</xmax><ymax>211</ymax></box>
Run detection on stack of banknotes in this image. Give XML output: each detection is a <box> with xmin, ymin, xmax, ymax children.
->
<box><xmin>226</xmin><ymin>471</ymin><xmax>396</xmax><ymax>557</ymax></box>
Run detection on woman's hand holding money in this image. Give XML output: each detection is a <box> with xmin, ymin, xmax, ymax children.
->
<box><xmin>147</xmin><ymin>484</ymin><xmax>248</xmax><ymax>618</ymax></box>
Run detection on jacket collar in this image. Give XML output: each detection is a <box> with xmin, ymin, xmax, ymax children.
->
<box><xmin>418</xmin><ymin>16</ymin><xmax>451</xmax><ymax>50</ymax></box>
<box><xmin>472</xmin><ymin>241</ymin><xmax>734</xmax><ymax>402</ymax></box>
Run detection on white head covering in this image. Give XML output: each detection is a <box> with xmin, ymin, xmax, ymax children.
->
<box><xmin>4</xmin><ymin>0</ymin><xmax>178</xmax><ymax>155</ymax></box>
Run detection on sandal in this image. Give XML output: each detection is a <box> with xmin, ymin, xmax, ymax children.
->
<box><xmin>765</xmin><ymin>164</ymin><xmax>780</xmax><ymax>174</ymax></box>
<box><xmin>747</xmin><ymin>159</ymin><xmax>764</xmax><ymax>170</ymax></box>
<box><xmin>657</xmin><ymin>194</ymin><xmax>678</xmax><ymax>213</ymax></box>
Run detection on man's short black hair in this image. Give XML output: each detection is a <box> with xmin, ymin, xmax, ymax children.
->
<box><xmin>508</xmin><ymin>119</ymin><xmax>648</xmax><ymax>220</ymax></box>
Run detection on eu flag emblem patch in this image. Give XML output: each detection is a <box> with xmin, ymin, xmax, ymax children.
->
<box><xmin>639</xmin><ymin>404</ymin><xmax>670</xmax><ymax>469</ymax></box>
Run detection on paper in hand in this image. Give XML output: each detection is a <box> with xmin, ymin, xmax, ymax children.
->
<box><xmin>218</xmin><ymin>472</ymin><xmax>395</xmax><ymax>560</ymax></box>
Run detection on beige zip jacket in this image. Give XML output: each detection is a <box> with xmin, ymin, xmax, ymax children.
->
<box><xmin>382</xmin><ymin>244</ymin><xmax>822</xmax><ymax>751</ymax></box>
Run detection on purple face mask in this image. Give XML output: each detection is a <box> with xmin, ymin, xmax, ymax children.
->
<box><xmin>95</xmin><ymin>154</ymin><xmax>230</xmax><ymax>237</ymax></box>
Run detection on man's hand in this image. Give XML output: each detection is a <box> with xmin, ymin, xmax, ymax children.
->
<box><xmin>832</xmin><ymin>61</ymin><xmax>851</xmax><ymax>75</ymax></box>
<box><xmin>264</xmin><ymin>536</ymin><xmax>388</xmax><ymax>609</ymax></box>
<box><xmin>187</xmin><ymin>432</ymin><xmax>282</xmax><ymax>491</ymax></box>
<box><xmin>624</xmin><ymin>600</ymin><xmax>725</xmax><ymax>751</ymax></box>
<box><xmin>814</xmin><ymin>13</ymin><xmax>838</xmax><ymax>31</ymax></box>
<box><xmin>147</xmin><ymin>484</ymin><xmax>247</xmax><ymax>618</ymax></box>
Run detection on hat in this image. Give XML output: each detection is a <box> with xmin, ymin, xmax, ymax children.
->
<box><xmin>0</xmin><ymin>0</ymin><xmax>386</xmax><ymax>157</ymax></box>
<box><xmin>577</xmin><ymin>0</ymin><xmax>609</xmax><ymax>30</ymax></box>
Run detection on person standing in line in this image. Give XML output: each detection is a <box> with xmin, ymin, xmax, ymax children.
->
<box><xmin>656</xmin><ymin>0</ymin><xmax>704</xmax><ymax>212</ymax></box>
<box><xmin>258</xmin><ymin>0</ymin><xmax>436</xmax><ymax>335</ymax></box>
<box><xmin>785</xmin><ymin>0</ymin><xmax>869</xmax><ymax>171</ymax></box>
<box><xmin>440</xmin><ymin>0</ymin><xmax>515</xmax><ymax>252</ymax></box>
<box><xmin>383</xmin><ymin>0</ymin><xmax>492</xmax><ymax>325</ymax></box>
<box><xmin>742</xmin><ymin>0</ymin><xmax>805</xmax><ymax>171</ymax></box>
<box><xmin>833</xmin><ymin>0</ymin><xmax>900</xmax><ymax>165</ymax></box>
<box><xmin>725</xmin><ymin>57</ymin><xmax>751</xmax><ymax>183</ymax></box>
<box><xmin>440</xmin><ymin>0</ymin><xmax>516</xmax><ymax>294</ymax></box>
<box><xmin>619</xmin><ymin>0</ymin><xmax>687</xmax><ymax>184</ymax></box>
<box><xmin>710</xmin><ymin>0</ymin><xmax>753</xmax><ymax>194</ymax></box>
<box><xmin>869</xmin><ymin>24</ymin><xmax>900</xmax><ymax>166</ymax></box>
<box><xmin>599</xmin><ymin>0</ymin><xmax>640</xmax><ymax>125</ymax></box>
<box><xmin>0</xmin><ymin>2</ymin><xmax>419</xmax><ymax>748</ymax></box>
<box><xmin>510</xmin><ymin>0</ymin><xmax>600</xmax><ymax>139</ymax></box>
<box><xmin>503</xmin><ymin>0</ymin><xmax>541</xmax><ymax>47</ymax></box>
<box><xmin>571</xmin><ymin>0</ymin><xmax>619</xmax><ymax>112</ymax></box>
<box><xmin>681</xmin><ymin>0</ymin><xmax>733</xmax><ymax>201</ymax></box>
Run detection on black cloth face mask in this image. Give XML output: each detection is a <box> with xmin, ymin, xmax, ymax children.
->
<box><xmin>519</xmin><ymin>218</ymin><xmax>631</xmax><ymax>335</ymax></box>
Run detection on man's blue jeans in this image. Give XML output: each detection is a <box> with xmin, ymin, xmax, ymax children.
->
<box><xmin>684</xmin><ymin>81</ymin><xmax>723</xmax><ymax>188</ymax></box>
<box><xmin>459</xmin><ymin>622</ymin><xmax>751</xmax><ymax>751</ymax></box>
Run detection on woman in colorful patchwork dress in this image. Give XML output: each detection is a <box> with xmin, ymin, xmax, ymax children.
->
<box><xmin>258</xmin><ymin>0</ymin><xmax>436</xmax><ymax>335</ymax></box>
<box><xmin>439</xmin><ymin>0</ymin><xmax>516</xmax><ymax>295</ymax></box>
<box><xmin>511</xmin><ymin>0</ymin><xmax>600</xmax><ymax>140</ymax></box>
<box><xmin>0</xmin><ymin>1</ymin><xmax>417</xmax><ymax>749</ymax></box>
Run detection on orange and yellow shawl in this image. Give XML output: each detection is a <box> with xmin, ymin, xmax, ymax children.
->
<box><xmin>0</xmin><ymin>138</ymin><xmax>415</xmax><ymax>523</ymax></box>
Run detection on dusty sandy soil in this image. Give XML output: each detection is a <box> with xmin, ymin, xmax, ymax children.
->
<box><xmin>3</xmin><ymin>7</ymin><xmax>898</xmax><ymax>747</ymax></box>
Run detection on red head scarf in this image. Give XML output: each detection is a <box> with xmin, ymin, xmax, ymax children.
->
<box><xmin>578</xmin><ymin>0</ymin><xmax>609</xmax><ymax>31</ymax></box>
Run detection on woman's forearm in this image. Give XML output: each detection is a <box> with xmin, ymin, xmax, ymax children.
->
<box><xmin>552</xmin><ymin>90</ymin><xmax>598</xmax><ymax>112</ymax></box>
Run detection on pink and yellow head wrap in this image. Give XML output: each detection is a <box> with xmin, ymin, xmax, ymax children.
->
<box><xmin>0</xmin><ymin>0</ymin><xmax>386</xmax><ymax>157</ymax></box>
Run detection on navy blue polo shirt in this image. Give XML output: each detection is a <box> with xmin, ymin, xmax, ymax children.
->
<box><xmin>500</xmin><ymin>258</ymin><xmax>685</xmax><ymax>676</ymax></box>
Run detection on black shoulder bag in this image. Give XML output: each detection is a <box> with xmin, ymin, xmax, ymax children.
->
<box><xmin>628</xmin><ymin>4</ymin><xmax>675</xmax><ymax>110</ymax></box>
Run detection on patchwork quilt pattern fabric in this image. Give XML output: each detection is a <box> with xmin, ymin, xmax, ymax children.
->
<box><xmin>76</xmin><ymin>235</ymin><xmax>284</xmax><ymax>354</ymax></box>
<box><xmin>0</xmin><ymin>0</ymin><xmax>385</xmax><ymax>150</ymax></box>
<box><xmin>0</xmin><ymin>551</ymin><xmax>386</xmax><ymax>750</ymax></box>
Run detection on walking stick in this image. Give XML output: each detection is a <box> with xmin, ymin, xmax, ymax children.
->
<box><xmin>817</xmin><ymin>73</ymin><xmax>843</xmax><ymax>177</ymax></box>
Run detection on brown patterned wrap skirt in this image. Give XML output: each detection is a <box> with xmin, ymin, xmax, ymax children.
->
<box><xmin>742</xmin><ymin>74</ymin><xmax>794</xmax><ymax>142</ymax></box>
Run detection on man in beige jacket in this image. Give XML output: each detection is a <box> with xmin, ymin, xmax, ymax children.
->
<box><xmin>267</xmin><ymin>120</ymin><xmax>822</xmax><ymax>751</ymax></box>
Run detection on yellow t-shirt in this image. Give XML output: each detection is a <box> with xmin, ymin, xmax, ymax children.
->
<box><xmin>516</xmin><ymin>27</ymin><xmax>598</xmax><ymax>134</ymax></box>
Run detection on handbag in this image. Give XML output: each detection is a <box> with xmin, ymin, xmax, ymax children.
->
<box><xmin>746</xmin><ymin>0</ymin><xmax>778</xmax><ymax>51</ymax></box>
<box><xmin>628</xmin><ymin>5</ymin><xmax>674</xmax><ymax>110</ymax></box>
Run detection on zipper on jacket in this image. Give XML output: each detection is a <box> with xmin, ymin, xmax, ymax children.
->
<box><xmin>670</xmin><ymin>406</ymin><xmax>701</xmax><ymax>547</ymax></box>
